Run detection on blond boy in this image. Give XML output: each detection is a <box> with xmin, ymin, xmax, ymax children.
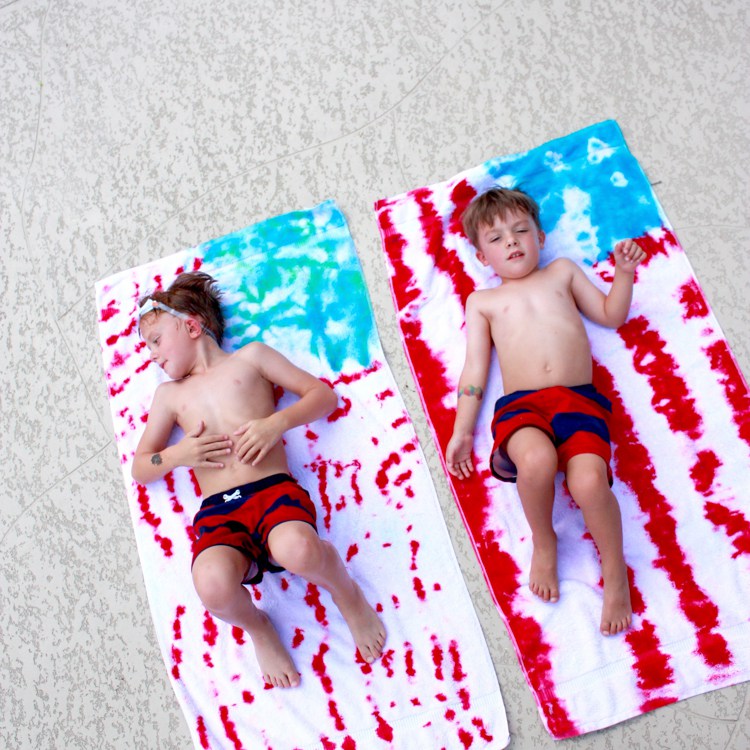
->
<box><xmin>446</xmin><ymin>188</ymin><xmax>644</xmax><ymax>635</ymax></box>
<box><xmin>132</xmin><ymin>272</ymin><xmax>385</xmax><ymax>686</ymax></box>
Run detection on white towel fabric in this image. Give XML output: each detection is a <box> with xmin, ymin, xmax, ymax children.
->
<box><xmin>374</xmin><ymin>121</ymin><xmax>750</xmax><ymax>737</ymax></box>
<box><xmin>95</xmin><ymin>200</ymin><xmax>509</xmax><ymax>750</ymax></box>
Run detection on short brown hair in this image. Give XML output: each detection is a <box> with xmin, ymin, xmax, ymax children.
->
<box><xmin>461</xmin><ymin>187</ymin><xmax>541</xmax><ymax>248</ymax></box>
<box><xmin>138</xmin><ymin>271</ymin><xmax>225</xmax><ymax>345</ymax></box>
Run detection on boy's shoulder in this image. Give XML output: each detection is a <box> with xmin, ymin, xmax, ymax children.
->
<box><xmin>547</xmin><ymin>256</ymin><xmax>576</xmax><ymax>271</ymax></box>
<box><xmin>154</xmin><ymin>378</ymin><xmax>180</xmax><ymax>395</ymax></box>
<box><xmin>232</xmin><ymin>340</ymin><xmax>271</xmax><ymax>363</ymax></box>
<box><xmin>543</xmin><ymin>257</ymin><xmax>583</xmax><ymax>278</ymax></box>
<box><xmin>468</xmin><ymin>285</ymin><xmax>504</xmax><ymax>302</ymax></box>
<box><xmin>467</xmin><ymin>283</ymin><xmax>506</xmax><ymax>306</ymax></box>
<box><xmin>150</xmin><ymin>378</ymin><xmax>182</xmax><ymax>414</ymax></box>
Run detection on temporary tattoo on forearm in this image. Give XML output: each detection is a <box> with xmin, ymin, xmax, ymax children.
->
<box><xmin>151</xmin><ymin>453</ymin><xmax>163</xmax><ymax>466</ymax></box>
<box><xmin>457</xmin><ymin>385</ymin><xmax>483</xmax><ymax>400</ymax></box>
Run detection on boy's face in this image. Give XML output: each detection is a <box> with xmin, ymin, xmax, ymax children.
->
<box><xmin>475</xmin><ymin>208</ymin><xmax>545</xmax><ymax>280</ymax></box>
<box><xmin>139</xmin><ymin>312</ymin><xmax>198</xmax><ymax>380</ymax></box>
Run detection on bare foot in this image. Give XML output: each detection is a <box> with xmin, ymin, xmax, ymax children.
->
<box><xmin>250</xmin><ymin>611</ymin><xmax>301</xmax><ymax>687</ymax></box>
<box><xmin>600</xmin><ymin>569</ymin><xmax>632</xmax><ymax>636</ymax></box>
<box><xmin>529</xmin><ymin>540</ymin><xmax>559</xmax><ymax>602</ymax></box>
<box><xmin>334</xmin><ymin>581</ymin><xmax>386</xmax><ymax>663</ymax></box>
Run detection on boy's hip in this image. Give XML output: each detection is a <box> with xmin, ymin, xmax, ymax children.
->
<box><xmin>195</xmin><ymin>473</ymin><xmax>309</xmax><ymax>519</ymax></box>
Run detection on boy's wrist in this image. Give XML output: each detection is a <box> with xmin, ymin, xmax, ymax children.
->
<box><xmin>269</xmin><ymin>409</ymin><xmax>290</xmax><ymax>434</ymax></box>
<box><xmin>451</xmin><ymin>426</ymin><xmax>474</xmax><ymax>442</ymax></box>
<box><xmin>615</xmin><ymin>265</ymin><xmax>636</xmax><ymax>277</ymax></box>
<box><xmin>158</xmin><ymin>444</ymin><xmax>180</xmax><ymax>472</ymax></box>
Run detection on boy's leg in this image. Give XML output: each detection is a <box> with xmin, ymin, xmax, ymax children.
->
<box><xmin>267</xmin><ymin>521</ymin><xmax>386</xmax><ymax>663</ymax></box>
<box><xmin>505</xmin><ymin>426</ymin><xmax>560</xmax><ymax>602</ymax></box>
<box><xmin>565</xmin><ymin>453</ymin><xmax>632</xmax><ymax>636</ymax></box>
<box><xmin>192</xmin><ymin>545</ymin><xmax>301</xmax><ymax>687</ymax></box>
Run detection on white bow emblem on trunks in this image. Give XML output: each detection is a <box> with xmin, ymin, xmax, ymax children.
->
<box><xmin>222</xmin><ymin>489</ymin><xmax>241</xmax><ymax>502</ymax></box>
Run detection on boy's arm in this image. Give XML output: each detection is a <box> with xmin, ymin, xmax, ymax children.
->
<box><xmin>131</xmin><ymin>384</ymin><xmax>232</xmax><ymax>484</ymax></box>
<box><xmin>569</xmin><ymin>240</ymin><xmax>645</xmax><ymax>328</ymax></box>
<box><xmin>446</xmin><ymin>293</ymin><xmax>493</xmax><ymax>479</ymax></box>
<box><xmin>234</xmin><ymin>343</ymin><xmax>338</xmax><ymax>465</ymax></box>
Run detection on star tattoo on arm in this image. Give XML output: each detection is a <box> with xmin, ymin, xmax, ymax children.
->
<box><xmin>150</xmin><ymin>453</ymin><xmax>163</xmax><ymax>466</ymax></box>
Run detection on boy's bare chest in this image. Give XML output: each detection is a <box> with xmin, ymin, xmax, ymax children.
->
<box><xmin>173</xmin><ymin>363</ymin><xmax>274</xmax><ymax>429</ymax></box>
<box><xmin>488</xmin><ymin>272</ymin><xmax>576</xmax><ymax>327</ymax></box>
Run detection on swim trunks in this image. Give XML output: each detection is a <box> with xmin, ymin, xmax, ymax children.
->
<box><xmin>490</xmin><ymin>384</ymin><xmax>613</xmax><ymax>484</ymax></box>
<box><xmin>191</xmin><ymin>473</ymin><xmax>318</xmax><ymax>585</ymax></box>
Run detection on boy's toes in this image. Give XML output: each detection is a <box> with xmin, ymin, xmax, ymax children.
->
<box><xmin>359</xmin><ymin>638</ymin><xmax>385</xmax><ymax>664</ymax></box>
<box><xmin>264</xmin><ymin>670</ymin><xmax>301</xmax><ymax>688</ymax></box>
<box><xmin>601</xmin><ymin>615</ymin><xmax>632</xmax><ymax>637</ymax></box>
<box><xmin>529</xmin><ymin>582</ymin><xmax>559</xmax><ymax>603</ymax></box>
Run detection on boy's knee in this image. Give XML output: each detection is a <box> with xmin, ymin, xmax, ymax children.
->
<box><xmin>192</xmin><ymin>553</ymin><xmax>245</xmax><ymax>613</ymax></box>
<box><xmin>514</xmin><ymin>444</ymin><xmax>557</xmax><ymax>483</ymax></box>
<box><xmin>193</xmin><ymin>570</ymin><xmax>235</xmax><ymax>613</ymax></box>
<box><xmin>566</xmin><ymin>461</ymin><xmax>609</xmax><ymax>503</ymax></box>
<box><xmin>272</xmin><ymin>528</ymin><xmax>325</xmax><ymax>573</ymax></box>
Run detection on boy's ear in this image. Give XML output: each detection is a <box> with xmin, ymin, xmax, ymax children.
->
<box><xmin>476</xmin><ymin>250</ymin><xmax>489</xmax><ymax>267</ymax></box>
<box><xmin>539</xmin><ymin>230</ymin><xmax>546</xmax><ymax>248</ymax></box>
<box><xmin>185</xmin><ymin>318</ymin><xmax>203</xmax><ymax>338</ymax></box>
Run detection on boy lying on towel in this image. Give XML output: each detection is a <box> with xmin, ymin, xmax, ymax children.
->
<box><xmin>446</xmin><ymin>188</ymin><xmax>644</xmax><ymax>636</ymax></box>
<box><xmin>132</xmin><ymin>272</ymin><xmax>386</xmax><ymax>687</ymax></box>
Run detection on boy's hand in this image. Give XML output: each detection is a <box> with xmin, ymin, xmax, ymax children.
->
<box><xmin>234</xmin><ymin>415</ymin><xmax>284</xmax><ymax>465</ymax></box>
<box><xmin>177</xmin><ymin>421</ymin><xmax>232</xmax><ymax>469</ymax></box>
<box><xmin>613</xmin><ymin>239</ymin><xmax>646</xmax><ymax>273</ymax></box>
<box><xmin>446</xmin><ymin>432</ymin><xmax>475</xmax><ymax>479</ymax></box>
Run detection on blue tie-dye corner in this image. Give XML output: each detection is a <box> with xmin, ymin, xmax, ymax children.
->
<box><xmin>484</xmin><ymin>120</ymin><xmax>664</xmax><ymax>265</ymax></box>
<box><xmin>197</xmin><ymin>201</ymin><xmax>376</xmax><ymax>372</ymax></box>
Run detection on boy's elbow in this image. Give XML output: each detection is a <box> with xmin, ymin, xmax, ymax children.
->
<box><xmin>324</xmin><ymin>384</ymin><xmax>339</xmax><ymax>414</ymax></box>
<box><xmin>131</xmin><ymin>456</ymin><xmax>147</xmax><ymax>485</ymax></box>
<box><xmin>609</xmin><ymin>311</ymin><xmax>630</xmax><ymax>329</ymax></box>
<box><xmin>601</xmin><ymin>303</ymin><xmax>630</xmax><ymax>329</ymax></box>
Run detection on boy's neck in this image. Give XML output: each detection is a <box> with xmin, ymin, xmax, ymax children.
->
<box><xmin>499</xmin><ymin>264</ymin><xmax>541</xmax><ymax>285</ymax></box>
<box><xmin>186</xmin><ymin>336</ymin><xmax>227</xmax><ymax>376</ymax></box>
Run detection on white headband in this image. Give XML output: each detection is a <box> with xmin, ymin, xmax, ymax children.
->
<box><xmin>138</xmin><ymin>298</ymin><xmax>218</xmax><ymax>343</ymax></box>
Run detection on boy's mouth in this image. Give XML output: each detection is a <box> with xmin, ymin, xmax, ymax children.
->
<box><xmin>508</xmin><ymin>251</ymin><xmax>524</xmax><ymax>260</ymax></box>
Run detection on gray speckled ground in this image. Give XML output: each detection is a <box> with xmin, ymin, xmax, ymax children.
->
<box><xmin>2</xmin><ymin>1</ymin><xmax>748</xmax><ymax>748</ymax></box>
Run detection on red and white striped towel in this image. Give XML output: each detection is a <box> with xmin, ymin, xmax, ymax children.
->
<box><xmin>374</xmin><ymin>121</ymin><xmax>750</xmax><ymax>737</ymax></box>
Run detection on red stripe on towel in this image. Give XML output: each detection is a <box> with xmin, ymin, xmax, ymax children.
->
<box><xmin>448</xmin><ymin>180</ymin><xmax>477</xmax><ymax>240</ymax></box>
<box><xmin>219</xmin><ymin>705</ymin><xmax>243</xmax><ymax>750</ymax></box>
<box><xmin>381</xmin><ymin>201</ymin><xmax>578</xmax><ymax>738</ymax></box>
<box><xmin>619</xmin><ymin>316</ymin><xmax>702</xmax><ymax>440</ymax></box>
<box><xmin>593</xmin><ymin>364</ymin><xmax>679</xmax><ymax>703</ymax></box>
<box><xmin>704</xmin><ymin>502</ymin><xmax>750</xmax><ymax>559</ymax></box>
<box><xmin>414</xmin><ymin>187</ymin><xmax>475</xmax><ymax>307</ymax></box>
<box><xmin>705</xmin><ymin>340</ymin><xmax>750</xmax><ymax>448</ymax></box>
<box><xmin>594</xmin><ymin>361</ymin><xmax>733</xmax><ymax>670</ymax></box>
<box><xmin>678</xmin><ymin>279</ymin><xmax>710</xmax><ymax>320</ymax></box>
<box><xmin>691</xmin><ymin>450</ymin><xmax>750</xmax><ymax>558</ymax></box>
<box><xmin>634</xmin><ymin>228</ymin><xmax>679</xmax><ymax>266</ymax></box>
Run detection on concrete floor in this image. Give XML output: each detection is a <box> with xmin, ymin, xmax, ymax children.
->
<box><xmin>2</xmin><ymin>0</ymin><xmax>749</xmax><ymax>747</ymax></box>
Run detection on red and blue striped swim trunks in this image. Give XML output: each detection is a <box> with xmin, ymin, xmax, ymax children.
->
<box><xmin>490</xmin><ymin>384</ymin><xmax>613</xmax><ymax>484</ymax></box>
<box><xmin>191</xmin><ymin>473</ymin><xmax>318</xmax><ymax>584</ymax></box>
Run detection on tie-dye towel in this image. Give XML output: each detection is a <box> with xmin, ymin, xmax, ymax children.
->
<box><xmin>374</xmin><ymin>121</ymin><xmax>750</xmax><ymax>738</ymax></box>
<box><xmin>95</xmin><ymin>201</ymin><xmax>509</xmax><ymax>750</ymax></box>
